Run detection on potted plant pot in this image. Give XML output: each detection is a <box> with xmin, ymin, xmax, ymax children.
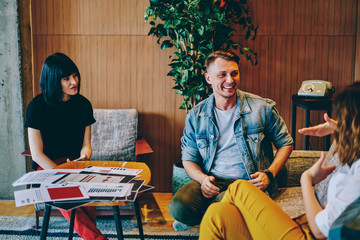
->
<box><xmin>172</xmin><ymin>161</ymin><xmax>193</xmax><ymax>195</ymax></box>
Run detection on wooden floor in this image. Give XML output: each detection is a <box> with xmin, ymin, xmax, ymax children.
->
<box><xmin>0</xmin><ymin>192</ymin><xmax>174</xmax><ymax>222</ymax></box>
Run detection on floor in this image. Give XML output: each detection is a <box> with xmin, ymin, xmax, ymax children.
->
<box><xmin>0</xmin><ymin>192</ymin><xmax>174</xmax><ymax>222</ymax></box>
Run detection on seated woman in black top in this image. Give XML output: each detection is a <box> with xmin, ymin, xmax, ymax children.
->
<box><xmin>25</xmin><ymin>53</ymin><xmax>107</xmax><ymax>240</ymax></box>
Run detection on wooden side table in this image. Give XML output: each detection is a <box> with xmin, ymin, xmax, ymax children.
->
<box><xmin>291</xmin><ymin>94</ymin><xmax>334</xmax><ymax>150</ymax></box>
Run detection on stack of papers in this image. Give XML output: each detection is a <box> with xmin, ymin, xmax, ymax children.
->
<box><xmin>12</xmin><ymin>166</ymin><xmax>154</xmax><ymax>208</ymax></box>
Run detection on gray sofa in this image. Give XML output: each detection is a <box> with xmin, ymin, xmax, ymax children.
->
<box><xmin>273</xmin><ymin>149</ymin><xmax>321</xmax><ymax>218</ymax></box>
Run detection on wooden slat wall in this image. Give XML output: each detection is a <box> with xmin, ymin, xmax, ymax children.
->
<box><xmin>236</xmin><ymin>0</ymin><xmax>357</xmax><ymax>150</ymax></box>
<box><xmin>356</xmin><ymin>1</ymin><xmax>360</xmax><ymax>82</ymax></box>
<box><xmin>31</xmin><ymin>0</ymin><xmax>358</xmax><ymax>192</ymax></box>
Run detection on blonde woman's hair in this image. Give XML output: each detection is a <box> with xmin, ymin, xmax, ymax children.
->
<box><xmin>333</xmin><ymin>82</ymin><xmax>360</xmax><ymax>167</ymax></box>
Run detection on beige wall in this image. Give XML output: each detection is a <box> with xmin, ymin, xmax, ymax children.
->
<box><xmin>30</xmin><ymin>0</ymin><xmax>359</xmax><ymax>191</ymax></box>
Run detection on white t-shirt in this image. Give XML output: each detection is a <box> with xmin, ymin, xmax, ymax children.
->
<box><xmin>209</xmin><ymin>106</ymin><xmax>249</xmax><ymax>180</ymax></box>
<box><xmin>315</xmin><ymin>157</ymin><xmax>360</xmax><ymax>236</ymax></box>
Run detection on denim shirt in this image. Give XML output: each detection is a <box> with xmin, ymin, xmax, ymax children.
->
<box><xmin>181</xmin><ymin>90</ymin><xmax>293</xmax><ymax>197</ymax></box>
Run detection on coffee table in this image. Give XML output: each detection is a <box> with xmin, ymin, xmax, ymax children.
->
<box><xmin>39</xmin><ymin>161</ymin><xmax>151</xmax><ymax>240</ymax></box>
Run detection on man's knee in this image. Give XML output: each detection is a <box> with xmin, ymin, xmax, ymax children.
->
<box><xmin>168</xmin><ymin>196</ymin><xmax>189</xmax><ymax>222</ymax></box>
<box><xmin>168</xmin><ymin>181</ymin><xmax>206</xmax><ymax>224</ymax></box>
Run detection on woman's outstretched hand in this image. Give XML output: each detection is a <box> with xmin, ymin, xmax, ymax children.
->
<box><xmin>298</xmin><ymin>113</ymin><xmax>337</xmax><ymax>137</ymax></box>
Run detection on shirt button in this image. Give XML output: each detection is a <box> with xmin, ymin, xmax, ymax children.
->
<box><xmin>210</xmin><ymin>135</ymin><xmax>214</xmax><ymax>139</ymax></box>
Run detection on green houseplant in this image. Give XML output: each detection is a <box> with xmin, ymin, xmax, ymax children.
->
<box><xmin>145</xmin><ymin>0</ymin><xmax>258</xmax><ymax>111</ymax></box>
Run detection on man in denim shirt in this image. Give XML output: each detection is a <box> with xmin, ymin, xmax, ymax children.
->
<box><xmin>169</xmin><ymin>50</ymin><xmax>293</xmax><ymax>231</ymax></box>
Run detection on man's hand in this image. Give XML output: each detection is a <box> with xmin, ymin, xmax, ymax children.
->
<box><xmin>301</xmin><ymin>152</ymin><xmax>336</xmax><ymax>185</ymax></box>
<box><xmin>200</xmin><ymin>176</ymin><xmax>220</xmax><ymax>198</ymax></box>
<box><xmin>249</xmin><ymin>172</ymin><xmax>270</xmax><ymax>191</ymax></box>
<box><xmin>298</xmin><ymin>113</ymin><xmax>337</xmax><ymax>137</ymax></box>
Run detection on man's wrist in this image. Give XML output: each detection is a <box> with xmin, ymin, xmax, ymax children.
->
<box><xmin>263</xmin><ymin>169</ymin><xmax>274</xmax><ymax>182</ymax></box>
<box><xmin>199</xmin><ymin>175</ymin><xmax>208</xmax><ymax>185</ymax></box>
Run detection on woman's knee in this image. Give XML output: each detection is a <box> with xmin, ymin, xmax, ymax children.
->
<box><xmin>230</xmin><ymin>179</ymin><xmax>254</xmax><ymax>190</ymax></box>
<box><xmin>200</xmin><ymin>202</ymin><xmax>251</xmax><ymax>240</ymax></box>
<box><xmin>203</xmin><ymin>202</ymin><xmax>238</xmax><ymax>221</ymax></box>
<box><xmin>223</xmin><ymin>180</ymin><xmax>254</xmax><ymax>202</ymax></box>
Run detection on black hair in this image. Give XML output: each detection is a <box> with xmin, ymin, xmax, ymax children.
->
<box><xmin>40</xmin><ymin>52</ymin><xmax>81</xmax><ymax>106</ymax></box>
<box><xmin>205</xmin><ymin>50</ymin><xmax>240</xmax><ymax>71</ymax></box>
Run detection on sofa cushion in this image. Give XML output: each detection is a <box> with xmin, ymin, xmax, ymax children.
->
<box><xmin>328</xmin><ymin>196</ymin><xmax>360</xmax><ymax>240</ymax></box>
<box><xmin>274</xmin><ymin>186</ymin><xmax>305</xmax><ymax>219</ymax></box>
<box><xmin>314</xmin><ymin>142</ymin><xmax>340</xmax><ymax>206</ymax></box>
<box><xmin>282</xmin><ymin>150</ymin><xmax>320</xmax><ymax>187</ymax></box>
<box><xmin>91</xmin><ymin>109</ymin><xmax>137</xmax><ymax>161</ymax></box>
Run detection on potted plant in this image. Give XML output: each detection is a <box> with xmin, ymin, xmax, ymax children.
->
<box><xmin>145</xmin><ymin>0</ymin><xmax>259</xmax><ymax>194</ymax></box>
<box><xmin>145</xmin><ymin>0</ymin><xmax>258</xmax><ymax>112</ymax></box>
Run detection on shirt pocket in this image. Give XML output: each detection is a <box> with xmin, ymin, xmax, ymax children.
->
<box><xmin>247</xmin><ymin>131</ymin><xmax>265</xmax><ymax>143</ymax></box>
<box><xmin>245</xmin><ymin>130</ymin><xmax>265</xmax><ymax>161</ymax></box>
<box><xmin>196</xmin><ymin>137</ymin><xmax>209</xmax><ymax>161</ymax></box>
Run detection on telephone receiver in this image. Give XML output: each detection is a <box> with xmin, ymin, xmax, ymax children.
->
<box><xmin>297</xmin><ymin>80</ymin><xmax>335</xmax><ymax>97</ymax></box>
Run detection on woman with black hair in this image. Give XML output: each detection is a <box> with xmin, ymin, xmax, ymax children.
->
<box><xmin>25</xmin><ymin>53</ymin><xmax>107</xmax><ymax>240</ymax></box>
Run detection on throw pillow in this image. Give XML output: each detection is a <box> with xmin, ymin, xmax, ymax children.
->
<box><xmin>314</xmin><ymin>141</ymin><xmax>340</xmax><ymax>206</ymax></box>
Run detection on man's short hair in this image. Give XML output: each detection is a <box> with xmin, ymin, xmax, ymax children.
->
<box><xmin>205</xmin><ymin>50</ymin><xmax>240</xmax><ymax>71</ymax></box>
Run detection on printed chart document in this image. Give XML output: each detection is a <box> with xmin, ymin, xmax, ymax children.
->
<box><xmin>12</xmin><ymin>169</ymin><xmax>82</xmax><ymax>186</ymax></box>
<box><xmin>53</xmin><ymin>173</ymin><xmax>126</xmax><ymax>185</ymax></box>
<box><xmin>78</xmin><ymin>183</ymin><xmax>133</xmax><ymax>198</ymax></box>
<box><xmin>14</xmin><ymin>185</ymin><xmax>89</xmax><ymax>207</ymax></box>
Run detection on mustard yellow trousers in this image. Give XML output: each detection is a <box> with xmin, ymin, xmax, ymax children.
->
<box><xmin>199</xmin><ymin>180</ymin><xmax>314</xmax><ymax>240</ymax></box>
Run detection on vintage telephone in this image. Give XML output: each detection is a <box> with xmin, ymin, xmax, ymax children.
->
<box><xmin>297</xmin><ymin>80</ymin><xmax>334</xmax><ymax>97</ymax></box>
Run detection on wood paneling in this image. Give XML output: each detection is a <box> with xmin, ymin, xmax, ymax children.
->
<box><xmin>31</xmin><ymin>0</ymin><xmax>358</xmax><ymax>191</ymax></box>
<box><xmin>355</xmin><ymin>1</ymin><xmax>360</xmax><ymax>82</ymax></box>
<box><xmin>248</xmin><ymin>0</ymin><xmax>357</xmax><ymax>36</ymax></box>
<box><xmin>32</xmin><ymin>0</ymin><xmax>149</xmax><ymax>35</ymax></box>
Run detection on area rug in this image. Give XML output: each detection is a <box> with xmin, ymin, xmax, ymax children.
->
<box><xmin>0</xmin><ymin>216</ymin><xmax>199</xmax><ymax>240</ymax></box>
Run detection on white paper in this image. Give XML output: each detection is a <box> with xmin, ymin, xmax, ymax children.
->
<box><xmin>14</xmin><ymin>185</ymin><xmax>89</xmax><ymax>207</ymax></box>
<box><xmin>84</xmin><ymin>166</ymin><xmax>143</xmax><ymax>176</ymax></box>
<box><xmin>138</xmin><ymin>184</ymin><xmax>155</xmax><ymax>193</ymax></box>
<box><xmin>81</xmin><ymin>183</ymin><xmax>133</xmax><ymax>198</ymax></box>
<box><xmin>12</xmin><ymin>169</ymin><xmax>81</xmax><ymax>186</ymax></box>
<box><xmin>54</xmin><ymin>173</ymin><xmax>125</xmax><ymax>185</ymax></box>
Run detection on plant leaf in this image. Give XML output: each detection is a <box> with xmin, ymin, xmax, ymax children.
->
<box><xmin>161</xmin><ymin>40</ymin><xmax>173</xmax><ymax>49</ymax></box>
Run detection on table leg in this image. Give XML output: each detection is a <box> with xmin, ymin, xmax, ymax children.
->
<box><xmin>40</xmin><ymin>204</ymin><xmax>51</xmax><ymax>240</ymax></box>
<box><xmin>305</xmin><ymin>109</ymin><xmax>310</xmax><ymax>150</ymax></box>
<box><xmin>135</xmin><ymin>198</ymin><xmax>144</xmax><ymax>240</ymax></box>
<box><xmin>291</xmin><ymin>103</ymin><xmax>297</xmax><ymax>149</ymax></box>
<box><xmin>113</xmin><ymin>206</ymin><xmax>124</xmax><ymax>240</ymax></box>
<box><xmin>68</xmin><ymin>208</ymin><xmax>76</xmax><ymax>240</ymax></box>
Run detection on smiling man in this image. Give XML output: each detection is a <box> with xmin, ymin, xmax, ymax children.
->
<box><xmin>168</xmin><ymin>50</ymin><xmax>294</xmax><ymax>231</ymax></box>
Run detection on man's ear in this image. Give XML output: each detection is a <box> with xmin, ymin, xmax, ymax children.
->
<box><xmin>205</xmin><ymin>72</ymin><xmax>211</xmax><ymax>84</ymax></box>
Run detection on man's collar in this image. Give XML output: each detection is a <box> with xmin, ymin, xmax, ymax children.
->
<box><xmin>236</xmin><ymin>90</ymin><xmax>252</xmax><ymax>114</ymax></box>
<box><xmin>203</xmin><ymin>90</ymin><xmax>252</xmax><ymax>117</ymax></box>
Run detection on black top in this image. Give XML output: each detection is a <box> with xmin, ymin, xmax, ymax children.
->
<box><xmin>25</xmin><ymin>93</ymin><xmax>96</xmax><ymax>169</ymax></box>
